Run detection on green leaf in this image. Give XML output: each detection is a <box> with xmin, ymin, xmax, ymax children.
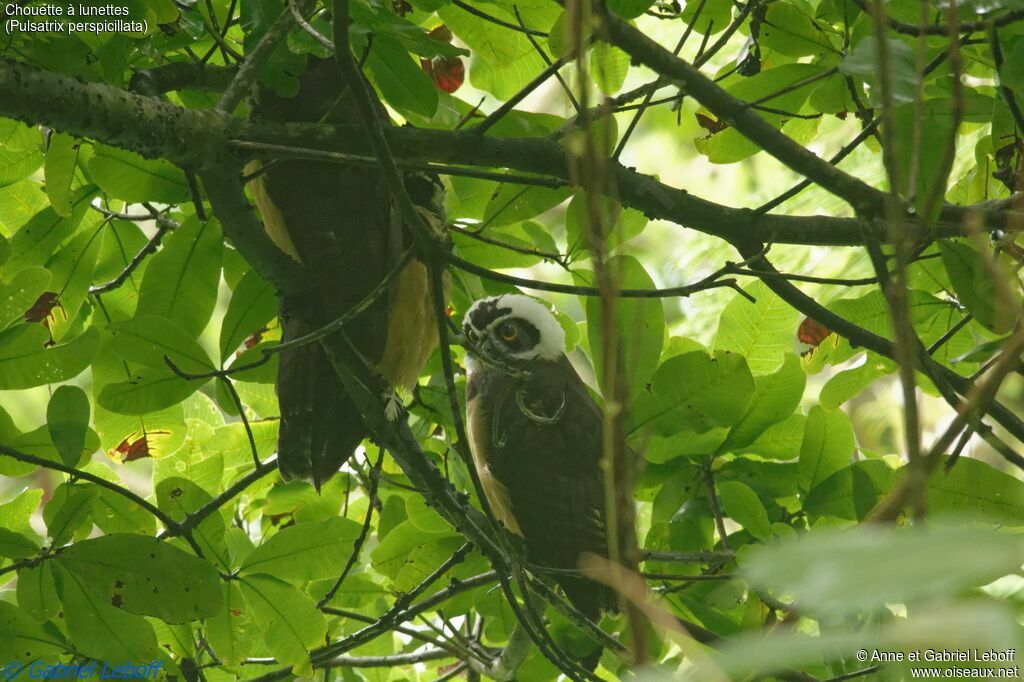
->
<box><xmin>239</xmin><ymin>573</ymin><xmax>327</xmax><ymax>667</ymax></box>
<box><xmin>584</xmin><ymin>255</ymin><xmax>665</xmax><ymax>397</ymax></box>
<box><xmin>88</xmin><ymin>144</ymin><xmax>188</xmax><ymax>203</ymax></box>
<box><xmin>0</xmin><ymin>266</ymin><xmax>51</xmax><ymax>331</ymax></box>
<box><xmin>798</xmin><ymin>406</ymin><xmax>855</xmax><ymax>493</ymax></box>
<box><xmin>43</xmin><ymin>225</ymin><xmax>104</xmax><ymax>342</ymax></box>
<box><xmin>743</xmin><ymin>524</ymin><xmax>1024</xmax><ymax>615</ymax></box>
<box><xmin>839</xmin><ymin>35</ymin><xmax>917</xmax><ymax>105</ymax></box>
<box><xmin>371</xmin><ymin>520</ymin><xmax>461</xmax><ymax>583</ymax></box>
<box><xmin>7</xmin><ymin>185</ymin><xmax>97</xmax><ymax>270</ymax></box>
<box><xmin>938</xmin><ymin>240</ymin><xmax>1018</xmax><ymax>333</ymax></box>
<box><xmin>437</xmin><ymin>2</ymin><xmax>553</xmax><ymax>99</ymax></box>
<box><xmin>90</xmin><ymin>486</ymin><xmax>157</xmax><ymax>535</ymax></box>
<box><xmin>998</xmin><ymin>36</ymin><xmax>1024</xmax><ymax>89</ymax></box>
<box><xmin>97</xmin><ymin>371</ymin><xmax>199</xmax><ymax>415</ymax></box>
<box><xmin>926</xmin><ymin>456</ymin><xmax>1024</xmax><ymax>523</ymax></box>
<box><xmin>219</xmin><ymin>270</ymin><xmax>277</xmax><ymax>362</ymax></box>
<box><xmin>107</xmin><ymin>314</ymin><xmax>215</xmax><ymax>373</ymax></box>
<box><xmin>721</xmin><ymin>353</ymin><xmax>805</xmax><ymax>453</ymax></box>
<box><xmin>760</xmin><ymin>3</ymin><xmax>837</xmax><ymax>57</ymax></box>
<box><xmin>206</xmin><ymin>581</ymin><xmax>260</xmax><ymax>668</ymax></box>
<box><xmin>136</xmin><ymin>215</ymin><xmax>223</xmax><ymax>337</ymax></box>
<box><xmin>804</xmin><ymin>460</ymin><xmax>895</xmax><ymax>520</ymax></box>
<box><xmin>57</xmin><ymin>564</ymin><xmax>160</xmax><ymax>663</ymax></box>
<box><xmin>681</xmin><ymin>0</ymin><xmax>732</xmax><ymax>35</ymax></box>
<box><xmin>0</xmin><ymin>145</ymin><xmax>43</xmax><ymax>188</ymax></box>
<box><xmin>483</xmin><ymin>184</ymin><xmax>572</xmax><ymax>228</ymax></box>
<box><xmin>819</xmin><ymin>354</ymin><xmax>890</xmax><ymax>408</ymax></box>
<box><xmin>0</xmin><ymin>527</ymin><xmax>39</xmax><ymax>558</ymax></box>
<box><xmin>0</xmin><ymin>600</ymin><xmax>66</xmax><ymax>662</ymax></box>
<box><xmin>44</xmin><ymin>132</ymin><xmax>79</xmax><ymax>217</ymax></box>
<box><xmin>155</xmin><ymin>477</ymin><xmax>230</xmax><ymax>570</ymax></box>
<box><xmin>607</xmin><ymin>0</ymin><xmax>655</xmax><ymax>19</ymax></box>
<box><xmin>0</xmin><ymin>179</ymin><xmax>49</xmax><ymax>235</ymax></box>
<box><xmin>366</xmin><ymin>36</ymin><xmax>439</xmax><ymax>118</ymax></box>
<box><xmin>718</xmin><ymin>480</ymin><xmax>772</xmax><ymax>541</ymax></box>
<box><xmin>451</xmin><ymin>221</ymin><xmax>560</xmax><ymax>270</ymax></box>
<box><xmin>45</xmin><ymin>484</ymin><xmax>97</xmax><ymax>547</ymax></box>
<box><xmin>590</xmin><ymin>43</ymin><xmax>629</xmax><ymax>94</ymax></box>
<box><xmin>240</xmin><ymin>517</ymin><xmax>362</xmax><ymax>582</ymax></box>
<box><xmin>47</xmin><ymin>385</ymin><xmax>91</xmax><ymax>467</ymax></box>
<box><xmin>630</xmin><ymin>350</ymin><xmax>755</xmax><ymax>436</ymax></box>
<box><xmin>58</xmin><ymin>534</ymin><xmax>223</xmax><ymax>623</ymax></box>
<box><xmin>16</xmin><ymin>563</ymin><xmax>61</xmax><ymax>623</ymax></box>
<box><xmin>0</xmin><ymin>325</ymin><xmax>99</xmax><ymax>389</ymax></box>
<box><xmin>715</xmin><ymin>280</ymin><xmax>800</xmax><ymax>375</ymax></box>
<box><xmin>565</xmin><ymin>191</ymin><xmax>648</xmax><ymax>256</ymax></box>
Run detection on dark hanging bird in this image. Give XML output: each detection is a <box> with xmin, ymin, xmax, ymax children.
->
<box><xmin>461</xmin><ymin>294</ymin><xmax>615</xmax><ymax>619</ymax></box>
<box><xmin>247</xmin><ymin>56</ymin><xmax>449</xmax><ymax>489</ymax></box>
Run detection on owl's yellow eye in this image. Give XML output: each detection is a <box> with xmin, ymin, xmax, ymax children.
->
<box><xmin>499</xmin><ymin>321</ymin><xmax>518</xmax><ymax>341</ymax></box>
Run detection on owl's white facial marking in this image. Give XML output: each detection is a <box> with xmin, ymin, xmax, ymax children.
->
<box><xmin>463</xmin><ymin>295</ymin><xmax>566</xmax><ymax>363</ymax></box>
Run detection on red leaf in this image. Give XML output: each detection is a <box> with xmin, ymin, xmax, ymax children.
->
<box><xmin>430</xmin><ymin>57</ymin><xmax>465</xmax><ymax>94</ymax></box>
<box><xmin>798</xmin><ymin>317</ymin><xmax>831</xmax><ymax>347</ymax></box>
<box><xmin>24</xmin><ymin>292</ymin><xmax>60</xmax><ymax>325</ymax></box>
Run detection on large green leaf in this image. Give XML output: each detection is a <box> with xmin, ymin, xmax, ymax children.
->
<box><xmin>0</xmin><ymin>325</ymin><xmax>99</xmax><ymax>389</ymax></box>
<box><xmin>366</xmin><ymin>35</ymin><xmax>439</xmax><ymax>118</ymax></box>
<box><xmin>97</xmin><ymin>371</ymin><xmax>199</xmax><ymax>415</ymax></box>
<box><xmin>58</xmin><ymin>534</ymin><xmax>222</xmax><ymax>623</ymax></box>
<box><xmin>743</xmin><ymin>524</ymin><xmax>1024</xmax><ymax>615</ymax></box>
<box><xmin>803</xmin><ymin>460</ymin><xmax>896</xmax><ymax>520</ymax></box>
<box><xmin>482</xmin><ymin>184</ymin><xmax>572</xmax><ymax>228</ymax></box>
<box><xmin>43</xmin><ymin>225</ymin><xmax>104</xmax><ymax>342</ymax></box>
<box><xmin>45</xmin><ymin>483</ymin><xmax>97</xmax><ymax>547</ymax></box>
<box><xmin>206</xmin><ymin>581</ymin><xmax>260</xmax><ymax>668</ymax></box>
<box><xmin>938</xmin><ymin>240</ymin><xmax>1018</xmax><ymax>334</ymax></box>
<box><xmin>219</xmin><ymin>269</ymin><xmax>278</xmax><ymax>362</ymax></box>
<box><xmin>0</xmin><ymin>266</ymin><xmax>51</xmax><ymax>331</ymax></box>
<box><xmin>718</xmin><ymin>480</ymin><xmax>772</xmax><ymax>541</ymax></box>
<box><xmin>47</xmin><ymin>385</ymin><xmax>90</xmax><ymax>467</ymax></box>
<box><xmin>839</xmin><ymin>35</ymin><xmax>917</xmax><ymax>106</ymax></box>
<box><xmin>584</xmin><ymin>255</ymin><xmax>665</xmax><ymax>397</ymax></box>
<box><xmin>438</xmin><ymin>2</ymin><xmax>552</xmax><ymax>99</ymax></box>
<box><xmin>57</xmin><ymin>564</ymin><xmax>160</xmax><ymax>663</ymax></box>
<box><xmin>43</xmin><ymin>132</ymin><xmax>79</xmax><ymax>217</ymax></box>
<box><xmin>926</xmin><ymin>456</ymin><xmax>1024</xmax><ymax>524</ymax></box>
<box><xmin>239</xmin><ymin>573</ymin><xmax>327</xmax><ymax>668</ymax></box>
<box><xmin>798</xmin><ymin>406</ymin><xmax>855</xmax><ymax>493</ymax></box>
<box><xmin>107</xmin><ymin>314</ymin><xmax>215</xmax><ymax>373</ymax></box>
<box><xmin>0</xmin><ymin>527</ymin><xmax>39</xmax><ymax>558</ymax></box>
<box><xmin>0</xmin><ymin>600</ymin><xmax>66</xmax><ymax>662</ymax></box>
<box><xmin>6</xmin><ymin>185</ymin><xmax>97</xmax><ymax>270</ymax></box>
<box><xmin>451</xmin><ymin>221</ymin><xmax>560</xmax><ymax>270</ymax></box>
<box><xmin>0</xmin><ymin>145</ymin><xmax>43</xmax><ymax>188</ymax></box>
<box><xmin>155</xmin><ymin>477</ymin><xmax>231</xmax><ymax>571</ymax></box>
<box><xmin>721</xmin><ymin>353</ymin><xmax>805</xmax><ymax>452</ymax></box>
<box><xmin>16</xmin><ymin>563</ymin><xmax>61</xmax><ymax>623</ymax></box>
<box><xmin>715</xmin><ymin>281</ymin><xmax>800</xmax><ymax>375</ymax></box>
<box><xmin>240</xmin><ymin>516</ymin><xmax>362</xmax><ymax>582</ymax></box>
<box><xmin>630</xmin><ymin>350</ymin><xmax>755</xmax><ymax>437</ymax></box>
<box><xmin>136</xmin><ymin>215</ymin><xmax>223</xmax><ymax>337</ymax></box>
<box><xmin>88</xmin><ymin>144</ymin><xmax>188</xmax><ymax>203</ymax></box>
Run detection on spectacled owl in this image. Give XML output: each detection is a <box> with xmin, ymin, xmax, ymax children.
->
<box><xmin>462</xmin><ymin>295</ymin><xmax>613</xmax><ymax>618</ymax></box>
<box><xmin>247</xmin><ymin>56</ymin><xmax>450</xmax><ymax>489</ymax></box>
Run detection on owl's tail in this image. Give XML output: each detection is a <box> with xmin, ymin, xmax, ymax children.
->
<box><xmin>275</xmin><ymin>310</ymin><xmax>366</xmax><ymax>490</ymax></box>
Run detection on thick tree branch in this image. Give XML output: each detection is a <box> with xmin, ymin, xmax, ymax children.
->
<box><xmin>4</xmin><ymin>58</ymin><xmax>1020</xmax><ymax>248</ymax></box>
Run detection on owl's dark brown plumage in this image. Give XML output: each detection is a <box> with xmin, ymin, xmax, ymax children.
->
<box><xmin>249</xmin><ymin>57</ymin><xmax>448</xmax><ymax>488</ymax></box>
<box><xmin>463</xmin><ymin>295</ymin><xmax>614</xmax><ymax>618</ymax></box>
